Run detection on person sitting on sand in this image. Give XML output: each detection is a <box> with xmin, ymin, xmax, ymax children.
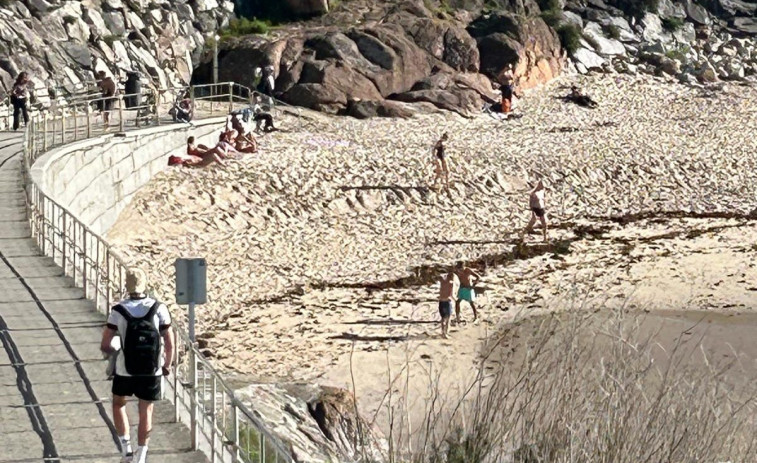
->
<box><xmin>174</xmin><ymin>136</ymin><xmax>226</xmax><ymax>167</ymax></box>
<box><xmin>438</xmin><ymin>270</ymin><xmax>456</xmax><ymax>339</ymax></box>
<box><xmin>431</xmin><ymin>133</ymin><xmax>451</xmax><ymax>194</ymax></box>
<box><xmin>186</xmin><ymin>136</ymin><xmax>209</xmax><ymax>157</ymax></box>
<box><xmin>231</xmin><ymin>115</ymin><xmax>258</xmax><ymax>153</ymax></box>
<box><xmin>522</xmin><ymin>179</ymin><xmax>548</xmax><ymax>243</ymax></box>
<box><xmin>567</xmin><ymin>86</ymin><xmax>598</xmax><ymax>108</ymax></box>
<box><xmin>455</xmin><ymin>263</ymin><xmax>482</xmax><ymax>323</ymax></box>
<box><xmin>252</xmin><ymin>94</ymin><xmax>277</xmax><ymax>133</ymax></box>
<box><xmin>216</xmin><ymin>131</ymin><xmax>242</xmax><ymax>159</ymax></box>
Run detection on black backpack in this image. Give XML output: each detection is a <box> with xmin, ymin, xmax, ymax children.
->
<box><xmin>114</xmin><ymin>301</ymin><xmax>162</xmax><ymax>376</ymax></box>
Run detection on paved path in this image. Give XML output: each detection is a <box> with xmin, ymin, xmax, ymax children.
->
<box><xmin>0</xmin><ymin>132</ymin><xmax>207</xmax><ymax>462</ymax></box>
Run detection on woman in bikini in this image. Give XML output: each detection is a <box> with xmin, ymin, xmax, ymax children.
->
<box><xmin>431</xmin><ymin>133</ymin><xmax>450</xmax><ymax>192</ymax></box>
<box><xmin>231</xmin><ymin>115</ymin><xmax>258</xmax><ymax>153</ymax></box>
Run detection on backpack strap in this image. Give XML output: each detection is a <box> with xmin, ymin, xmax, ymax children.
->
<box><xmin>112</xmin><ymin>304</ymin><xmax>133</xmax><ymax>321</ymax></box>
<box><xmin>141</xmin><ymin>300</ymin><xmax>162</xmax><ymax>320</ymax></box>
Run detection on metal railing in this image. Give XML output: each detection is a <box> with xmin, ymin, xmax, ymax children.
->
<box><xmin>21</xmin><ymin>82</ymin><xmax>293</xmax><ymax>463</ymax></box>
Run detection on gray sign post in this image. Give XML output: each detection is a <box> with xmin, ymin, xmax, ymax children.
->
<box><xmin>174</xmin><ymin>258</ymin><xmax>207</xmax><ymax>342</ymax></box>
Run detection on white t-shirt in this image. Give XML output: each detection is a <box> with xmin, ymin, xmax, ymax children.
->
<box><xmin>530</xmin><ymin>189</ymin><xmax>545</xmax><ymax>209</ymax></box>
<box><xmin>107</xmin><ymin>297</ymin><xmax>171</xmax><ymax>377</ymax></box>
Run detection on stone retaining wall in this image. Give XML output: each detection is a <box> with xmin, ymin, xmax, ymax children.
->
<box><xmin>30</xmin><ymin>117</ymin><xmax>225</xmax><ymax>235</ymax></box>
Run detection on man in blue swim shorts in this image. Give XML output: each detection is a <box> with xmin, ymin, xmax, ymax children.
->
<box><xmin>455</xmin><ymin>263</ymin><xmax>482</xmax><ymax>323</ymax></box>
<box><xmin>438</xmin><ymin>270</ymin><xmax>455</xmax><ymax>338</ymax></box>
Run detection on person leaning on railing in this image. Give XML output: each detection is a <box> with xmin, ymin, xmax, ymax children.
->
<box><xmin>11</xmin><ymin>72</ymin><xmax>32</xmax><ymax>131</ymax></box>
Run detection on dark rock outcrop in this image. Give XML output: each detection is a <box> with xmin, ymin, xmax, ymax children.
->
<box><xmin>201</xmin><ymin>0</ymin><xmax>565</xmax><ymax>117</ymax></box>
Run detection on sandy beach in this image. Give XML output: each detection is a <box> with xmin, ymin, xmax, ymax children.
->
<box><xmin>107</xmin><ymin>73</ymin><xmax>757</xmax><ymax>427</ymax></box>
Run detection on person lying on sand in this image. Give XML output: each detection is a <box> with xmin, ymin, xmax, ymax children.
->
<box><xmin>455</xmin><ymin>263</ymin><xmax>481</xmax><ymax>323</ymax></box>
<box><xmin>431</xmin><ymin>133</ymin><xmax>451</xmax><ymax>196</ymax></box>
<box><xmin>438</xmin><ymin>270</ymin><xmax>455</xmax><ymax>339</ymax></box>
<box><xmin>522</xmin><ymin>179</ymin><xmax>549</xmax><ymax>243</ymax></box>
<box><xmin>567</xmin><ymin>86</ymin><xmax>598</xmax><ymax>108</ymax></box>
<box><xmin>169</xmin><ymin>136</ymin><xmax>225</xmax><ymax>167</ymax></box>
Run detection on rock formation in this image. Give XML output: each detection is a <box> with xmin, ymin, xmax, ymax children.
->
<box><xmin>195</xmin><ymin>0</ymin><xmax>568</xmax><ymax>116</ymax></box>
<box><xmin>0</xmin><ymin>0</ymin><xmax>234</xmax><ymax>103</ymax></box>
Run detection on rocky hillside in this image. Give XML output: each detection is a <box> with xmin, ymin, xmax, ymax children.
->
<box><xmin>0</xmin><ymin>0</ymin><xmax>234</xmax><ymax>100</ymax></box>
<box><xmin>195</xmin><ymin>0</ymin><xmax>757</xmax><ymax>117</ymax></box>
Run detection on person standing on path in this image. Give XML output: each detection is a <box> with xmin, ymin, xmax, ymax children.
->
<box><xmin>100</xmin><ymin>269</ymin><xmax>173</xmax><ymax>463</ymax></box>
<box><xmin>11</xmin><ymin>72</ymin><xmax>31</xmax><ymax>131</ymax></box>
<box><xmin>522</xmin><ymin>179</ymin><xmax>549</xmax><ymax>242</ymax></box>
<box><xmin>499</xmin><ymin>64</ymin><xmax>519</xmax><ymax>114</ymax></box>
<box><xmin>97</xmin><ymin>71</ymin><xmax>117</xmax><ymax>129</ymax></box>
<box><xmin>438</xmin><ymin>269</ymin><xmax>456</xmax><ymax>338</ymax></box>
<box><xmin>455</xmin><ymin>264</ymin><xmax>482</xmax><ymax>323</ymax></box>
<box><xmin>431</xmin><ymin>133</ymin><xmax>451</xmax><ymax>195</ymax></box>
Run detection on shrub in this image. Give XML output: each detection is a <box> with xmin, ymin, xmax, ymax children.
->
<box><xmin>662</xmin><ymin>17</ymin><xmax>685</xmax><ymax>32</ymax></box>
<box><xmin>102</xmin><ymin>34</ymin><xmax>119</xmax><ymax>47</ymax></box>
<box><xmin>378</xmin><ymin>308</ymin><xmax>757</xmax><ymax>462</ymax></box>
<box><xmin>0</xmin><ymin>0</ymin><xmax>12</xmax><ymax>7</ymax></box>
<box><xmin>537</xmin><ymin>0</ymin><xmax>562</xmax><ymax>12</ymax></box>
<box><xmin>221</xmin><ymin>17</ymin><xmax>272</xmax><ymax>37</ymax></box>
<box><xmin>605</xmin><ymin>24</ymin><xmax>621</xmax><ymax>40</ymax></box>
<box><xmin>557</xmin><ymin>24</ymin><xmax>582</xmax><ymax>55</ymax></box>
<box><xmin>540</xmin><ymin>9</ymin><xmax>562</xmax><ymax>28</ymax></box>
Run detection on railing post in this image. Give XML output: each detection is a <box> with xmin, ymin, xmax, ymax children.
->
<box><xmin>73</xmin><ymin>105</ymin><xmax>79</xmax><ymax>141</ymax></box>
<box><xmin>173</xmin><ymin>328</ymin><xmax>180</xmax><ymax>423</ymax></box>
<box><xmin>105</xmin><ymin>252</ymin><xmax>111</xmax><ymax>305</ymax></box>
<box><xmin>86</xmin><ymin>104</ymin><xmax>92</xmax><ymax>138</ymax></box>
<box><xmin>118</xmin><ymin>95</ymin><xmax>125</xmax><ymax>132</ymax></box>
<box><xmin>43</xmin><ymin>114</ymin><xmax>48</xmax><ymax>151</ymax></box>
<box><xmin>190</xmin><ymin>347</ymin><xmax>199</xmax><ymax>450</ymax></box>
<box><xmin>228</xmin><ymin>84</ymin><xmax>233</xmax><ymax>113</ymax></box>
<box><xmin>95</xmin><ymin>238</ymin><xmax>100</xmax><ymax>312</ymax></box>
<box><xmin>61</xmin><ymin>111</ymin><xmax>66</xmax><ymax>145</ymax></box>
<box><xmin>211</xmin><ymin>377</ymin><xmax>217</xmax><ymax>463</ymax></box>
<box><xmin>82</xmin><ymin>229</ymin><xmax>88</xmax><ymax>299</ymax></box>
<box><xmin>62</xmin><ymin>213</ymin><xmax>67</xmax><ymax>274</ymax></box>
<box><xmin>231</xmin><ymin>403</ymin><xmax>240</xmax><ymax>463</ymax></box>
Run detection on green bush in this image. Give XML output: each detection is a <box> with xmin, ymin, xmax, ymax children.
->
<box><xmin>662</xmin><ymin>17</ymin><xmax>685</xmax><ymax>32</ymax></box>
<box><xmin>221</xmin><ymin>17</ymin><xmax>272</xmax><ymax>37</ymax></box>
<box><xmin>540</xmin><ymin>9</ymin><xmax>562</xmax><ymax>28</ymax></box>
<box><xmin>604</xmin><ymin>24</ymin><xmax>621</xmax><ymax>40</ymax></box>
<box><xmin>557</xmin><ymin>24</ymin><xmax>582</xmax><ymax>55</ymax></box>
<box><xmin>537</xmin><ymin>0</ymin><xmax>562</xmax><ymax>11</ymax></box>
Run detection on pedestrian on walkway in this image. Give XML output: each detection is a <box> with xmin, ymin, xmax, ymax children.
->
<box><xmin>96</xmin><ymin>70</ymin><xmax>117</xmax><ymax>129</ymax></box>
<box><xmin>100</xmin><ymin>269</ymin><xmax>173</xmax><ymax>463</ymax></box>
<box><xmin>11</xmin><ymin>72</ymin><xmax>31</xmax><ymax>131</ymax></box>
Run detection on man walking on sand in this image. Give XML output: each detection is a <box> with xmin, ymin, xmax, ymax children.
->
<box><xmin>455</xmin><ymin>264</ymin><xmax>482</xmax><ymax>323</ymax></box>
<box><xmin>438</xmin><ymin>270</ymin><xmax>456</xmax><ymax>338</ymax></box>
<box><xmin>100</xmin><ymin>269</ymin><xmax>173</xmax><ymax>463</ymax></box>
<box><xmin>522</xmin><ymin>179</ymin><xmax>548</xmax><ymax>243</ymax></box>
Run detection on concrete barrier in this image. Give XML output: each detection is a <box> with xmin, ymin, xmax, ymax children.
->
<box><xmin>30</xmin><ymin>117</ymin><xmax>225</xmax><ymax>235</ymax></box>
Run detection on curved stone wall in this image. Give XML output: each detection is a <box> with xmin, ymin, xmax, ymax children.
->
<box><xmin>30</xmin><ymin>117</ymin><xmax>225</xmax><ymax>235</ymax></box>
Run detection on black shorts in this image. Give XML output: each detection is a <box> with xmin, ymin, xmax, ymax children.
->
<box><xmin>99</xmin><ymin>97</ymin><xmax>114</xmax><ymax>112</ymax></box>
<box><xmin>531</xmin><ymin>207</ymin><xmax>545</xmax><ymax>218</ymax></box>
<box><xmin>113</xmin><ymin>375</ymin><xmax>161</xmax><ymax>402</ymax></box>
<box><xmin>439</xmin><ymin>301</ymin><xmax>452</xmax><ymax>319</ymax></box>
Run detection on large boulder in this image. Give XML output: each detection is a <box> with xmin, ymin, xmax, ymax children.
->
<box><xmin>682</xmin><ymin>0</ymin><xmax>711</xmax><ymax>25</ymax></box>
<box><xmin>469</xmin><ymin>12</ymin><xmax>565</xmax><ymax>89</ymax></box>
<box><xmin>344</xmin><ymin>98</ymin><xmax>414</xmax><ymax>118</ymax></box>
<box><xmin>733</xmin><ymin>17</ymin><xmax>757</xmax><ymax>34</ymax></box>
<box><xmin>583</xmin><ymin>22</ymin><xmax>626</xmax><ymax>55</ymax></box>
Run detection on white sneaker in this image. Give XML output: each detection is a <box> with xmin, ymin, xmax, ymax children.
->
<box><xmin>133</xmin><ymin>446</ymin><xmax>148</xmax><ymax>463</ymax></box>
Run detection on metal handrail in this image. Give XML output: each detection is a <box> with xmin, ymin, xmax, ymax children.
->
<box><xmin>21</xmin><ymin>81</ymin><xmax>294</xmax><ymax>463</ymax></box>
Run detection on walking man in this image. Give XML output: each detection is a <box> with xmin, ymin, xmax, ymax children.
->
<box><xmin>100</xmin><ymin>269</ymin><xmax>173</xmax><ymax>463</ymax></box>
<box><xmin>522</xmin><ymin>178</ymin><xmax>548</xmax><ymax>242</ymax></box>
<box><xmin>455</xmin><ymin>263</ymin><xmax>481</xmax><ymax>323</ymax></box>
<box><xmin>97</xmin><ymin>70</ymin><xmax>117</xmax><ymax>129</ymax></box>
<box><xmin>11</xmin><ymin>72</ymin><xmax>31</xmax><ymax>131</ymax></box>
<box><xmin>438</xmin><ymin>269</ymin><xmax>455</xmax><ymax>338</ymax></box>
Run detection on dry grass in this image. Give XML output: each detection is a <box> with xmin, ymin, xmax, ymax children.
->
<box><xmin>360</xmin><ymin>307</ymin><xmax>757</xmax><ymax>462</ymax></box>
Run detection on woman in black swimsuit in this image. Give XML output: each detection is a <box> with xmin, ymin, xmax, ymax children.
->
<box><xmin>432</xmin><ymin>133</ymin><xmax>450</xmax><ymax>192</ymax></box>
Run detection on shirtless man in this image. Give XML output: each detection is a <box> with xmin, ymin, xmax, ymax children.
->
<box><xmin>523</xmin><ymin>179</ymin><xmax>548</xmax><ymax>242</ymax></box>
<box><xmin>431</xmin><ymin>133</ymin><xmax>451</xmax><ymax>194</ymax></box>
<box><xmin>438</xmin><ymin>270</ymin><xmax>456</xmax><ymax>338</ymax></box>
<box><xmin>97</xmin><ymin>71</ymin><xmax>117</xmax><ymax>129</ymax></box>
<box><xmin>455</xmin><ymin>264</ymin><xmax>481</xmax><ymax>323</ymax></box>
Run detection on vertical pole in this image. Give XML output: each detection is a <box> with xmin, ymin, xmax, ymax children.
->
<box><xmin>228</xmin><ymin>84</ymin><xmax>233</xmax><ymax>113</ymax></box>
<box><xmin>86</xmin><ymin>104</ymin><xmax>92</xmax><ymax>138</ymax></box>
<box><xmin>105</xmin><ymin>252</ymin><xmax>111</xmax><ymax>307</ymax></box>
<box><xmin>82</xmin><ymin>229</ymin><xmax>88</xmax><ymax>299</ymax></box>
<box><xmin>211</xmin><ymin>376</ymin><xmax>217</xmax><ymax>463</ymax></box>
<box><xmin>173</xmin><ymin>327</ymin><xmax>180</xmax><ymax>423</ymax></box>
<box><xmin>61</xmin><ymin>210</ymin><xmax>66</xmax><ymax>270</ymax></box>
<box><xmin>190</xmin><ymin>347</ymin><xmax>198</xmax><ymax>450</ymax></box>
<box><xmin>95</xmin><ymin>238</ymin><xmax>101</xmax><ymax>312</ymax></box>
<box><xmin>232</xmin><ymin>404</ymin><xmax>240</xmax><ymax>463</ymax></box>
<box><xmin>189</xmin><ymin>302</ymin><xmax>196</xmax><ymax>343</ymax></box>
<box><xmin>43</xmin><ymin>114</ymin><xmax>48</xmax><ymax>151</ymax></box>
<box><xmin>73</xmin><ymin>105</ymin><xmax>79</xmax><ymax>141</ymax></box>
<box><xmin>61</xmin><ymin>111</ymin><xmax>66</xmax><ymax>144</ymax></box>
<box><xmin>213</xmin><ymin>38</ymin><xmax>219</xmax><ymax>85</ymax></box>
<box><xmin>118</xmin><ymin>95</ymin><xmax>125</xmax><ymax>132</ymax></box>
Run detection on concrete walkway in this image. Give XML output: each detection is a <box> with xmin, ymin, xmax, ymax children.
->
<box><xmin>0</xmin><ymin>132</ymin><xmax>207</xmax><ymax>462</ymax></box>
